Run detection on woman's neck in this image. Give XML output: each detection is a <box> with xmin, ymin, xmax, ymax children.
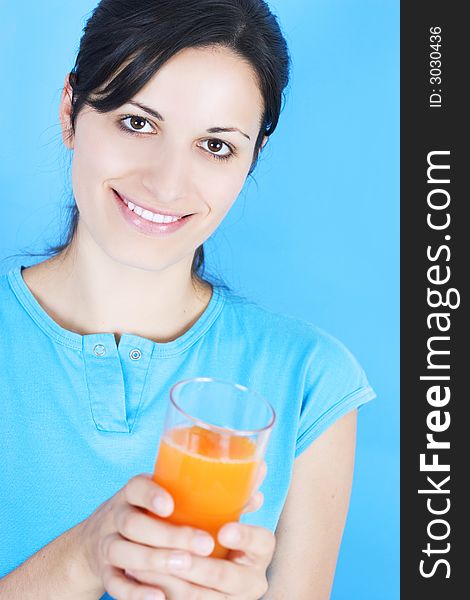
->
<box><xmin>22</xmin><ymin>238</ymin><xmax>212</xmax><ymax>345</ymax></box>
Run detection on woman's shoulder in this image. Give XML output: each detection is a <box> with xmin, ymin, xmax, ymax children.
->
<box><xmin>219</xmin><ymin>290</ymin><xmax>375</xmax><ymax>425</ymax></box>
<box><xmin>219</xmin><ymin>288</ymin><xmax>361</xmax><ymax>367</ymax></box>
<box><xmin>0</xmin><ymin>265</ymin><xmax>37</xmax><ymax>332</ymax></box>
<box><xmin>0</xmin><ymin>267</ymin><xmax>16</xmax><ymax>309</ymax></box>
<box><xmin>0</xmin><ymin>266</ymin><xmax>26</xmax><ymax>330</ymax></box>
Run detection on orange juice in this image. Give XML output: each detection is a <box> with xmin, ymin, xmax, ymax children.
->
<box><xmin>152</xmin><ymin>425</ymin><xmax>259</xmax><ymax>558</ymax></box>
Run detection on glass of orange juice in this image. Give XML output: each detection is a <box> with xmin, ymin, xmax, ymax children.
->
<box><xmin>151</xmin><ymin>377</ymin><xmax>275</xmax><ymax>558</ymax></box>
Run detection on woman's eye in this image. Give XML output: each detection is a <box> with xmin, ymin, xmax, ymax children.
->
<box><xmin>200</xmin><ymin>139</ymin><xmax>233</xmax><ymax>159</ymax></box>
<box><xmin>118</xmin><ymin>118</ymin><xmax>233</xmax><ymax>161</ymax></box>
<box><xmin>119</xmin><ymin>115</ymin><xmax>155</xmax><ymax>134</ymax></box>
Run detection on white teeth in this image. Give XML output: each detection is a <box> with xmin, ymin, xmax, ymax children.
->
<box><xmin>141</xmin><ymin>209</ymin><xmax>154</xmax><ymax>221</ymax></box>
<box><xmin>153</xmin><ymin>214</ymin><xmax>163</xmax><ymax>223</ymax></box>
<box><xmin>121</xmin><ymin>194</ymin><xmax>181</xmax><ymax>223</ymax></box>
<box><xmin>152</xmin><ymin>213</ymin><xmax>179</xmax><ymax>223</ymax></box>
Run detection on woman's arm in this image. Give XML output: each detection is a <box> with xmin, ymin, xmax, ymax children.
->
<box><xmin>267</xmin><ymin>409</ymin><xmax>357</xmax><ymax>599</ymax></box>
<box><xmin>0</xmin><ymin>520</ymin><xmax>104</xmax><ymax>599</ymax></box>
<box><xmin>0</xmin><ymin>468</ymin><xmax>269</xmax><ymax>600</ymax></box>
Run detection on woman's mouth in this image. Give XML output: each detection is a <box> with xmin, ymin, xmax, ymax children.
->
<box><xmin>112</xmin><ymin>189</ymin><xmax>194</xmax><ymax>237</ymax></box>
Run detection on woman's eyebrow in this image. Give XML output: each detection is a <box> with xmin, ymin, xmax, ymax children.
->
<box><xmin>127</xmin><ymin>100</ymin><xmax>251</xmax><ymax>140</ymax></box>
<box><xmin>207</xmin><ymin>126</ymin><xmax>250</xmax><ymax>140</ymax></box>
<box><xmin>128</xmin><ymin>101</ymin><xmax>165</xmax><ymax>121</ymax></box>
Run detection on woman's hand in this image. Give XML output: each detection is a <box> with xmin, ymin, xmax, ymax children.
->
<box><xmin>79</xmin><ymin>473</ymin><xmax>219</xmax><ymax>599</ymax></box>
<box><xmin>125</xmin><ymin>521</ymin><xmax>276</xmax><ymax>599</ymax></box>
<box><xmin>78</xmin><ymin>461</ymin><xmax>270</xmax><ymax>599</ymax></box>
<box><xmin>123</xmin><ymin>461</ymin><xmax>275</xmax><ymax>599</ymax></box>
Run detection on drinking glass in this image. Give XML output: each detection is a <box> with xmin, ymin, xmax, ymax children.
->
<box><xmin>151</xmin><ymin>377</ymin><xmax>275</xmax><ymax>558</ymax></box>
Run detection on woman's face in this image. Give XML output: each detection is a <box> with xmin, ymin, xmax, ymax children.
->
<box><xmin>60</xmin><ymin>46</ymin><xmax>266</xmax><ymax>273</ymax></box>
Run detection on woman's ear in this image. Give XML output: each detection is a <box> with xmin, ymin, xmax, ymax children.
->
<box><xmin>59</xmin><ymin>74</ymin><xmax>74</xmax><ymax>150</ymax></box>
<box><xmin>258</xmin><ymin>135</ymin><xmax>268</xmax><ymax>155</ymax></box>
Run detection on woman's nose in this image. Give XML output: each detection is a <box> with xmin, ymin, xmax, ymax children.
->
<box><xmin>140</xmin><ymin>141</ymin><xmax>191</xmax><ymax>205</ymax></box>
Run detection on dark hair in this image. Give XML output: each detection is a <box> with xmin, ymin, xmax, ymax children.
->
<box><xmin>42</xmin><ymin>0</ymin><xmax>291</xmax><ymax>286</ymax></box>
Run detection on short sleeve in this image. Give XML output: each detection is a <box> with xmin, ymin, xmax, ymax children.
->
<box><xmin>295</xmin><ymin>328</ymin><xmax>376</xmax><ymax>458</ymax></box>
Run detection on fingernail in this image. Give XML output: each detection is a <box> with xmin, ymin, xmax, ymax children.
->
<box><xmin>167</xmin><ymin>550</ymin><xmax>192</xmax><ymax>572</ymax></box>
<box><xmin>192</xmin><ymin>532</ymin><xmax>214</xmax><ymax>555</ymax></box>
<box><xmin>222</xmin><ymin>524</ymin><xmax>241</xmax><ymax>545</ymax></box>
<box><xmin>144</xmin><ymin>592</ymin><xmax>164</xmax><ymax>600</ymax></box>
<box><xmin>125</xmin><ymin>569</ymin><xmax>137</xmax><ymax>579</ymax></box>
<box><xmin>152</xmin><ymin>494</ymin><xmax>172</xmax><ymax>516</ymax></box>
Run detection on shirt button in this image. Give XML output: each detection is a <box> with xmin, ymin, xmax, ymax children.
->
<box><xmin>93</xmin><ymin>343</ymin><xmax>106</xmax><ymax>357</ymax></box>
<box><xmin>129</xmin><ymin>348</ymin><xmax>142</xmax><ymax>361</ymax></box>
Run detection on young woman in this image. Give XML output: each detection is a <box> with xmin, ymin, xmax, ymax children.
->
<box><xmin>0</xmin><ymin>1</ymin><xmax>375</xmax><ymax>598</ymax></box>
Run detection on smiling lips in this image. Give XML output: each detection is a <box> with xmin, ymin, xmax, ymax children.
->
<box><xmin>114</xmin><ymin>190</ymin><xmax>190</xmax><ymax>223</ymax></box>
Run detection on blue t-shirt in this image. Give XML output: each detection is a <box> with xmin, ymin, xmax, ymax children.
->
<box><xmin>0</xmin><ymin>265</ymin><xmax>375</xmax><ymax>594</ymax></box>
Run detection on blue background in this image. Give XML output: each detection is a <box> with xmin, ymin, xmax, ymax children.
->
<box><xmin>0</xmin><ymin>1</ymin><xmax>399</xmax><ymax>598</ymax></box>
